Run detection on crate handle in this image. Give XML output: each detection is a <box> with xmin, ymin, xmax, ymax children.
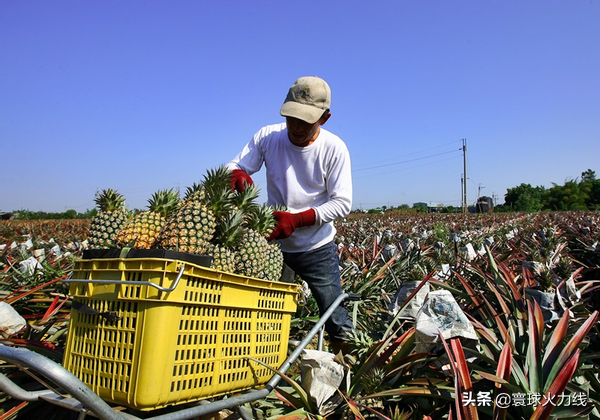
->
<box><xmin>64</xmin><ymin>265</ymin><xmax>186</xmax><ymax>292</ymax></box>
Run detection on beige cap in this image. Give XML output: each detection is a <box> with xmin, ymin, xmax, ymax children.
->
<box><xmin>280</xmin><ymin>76</ymin><xmax>331</xmax><ymax>124</ymax></box>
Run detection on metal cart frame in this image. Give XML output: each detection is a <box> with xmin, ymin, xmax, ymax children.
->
<box><xmin>0</xmin><ymin>292</ymin><xmax>350</xmax><ymax>420</ymax></box>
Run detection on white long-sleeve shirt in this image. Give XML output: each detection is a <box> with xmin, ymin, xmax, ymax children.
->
<box><xmin>227</xmin><ymin>122</ymin><xmax>352</xmax><ymax>252</ymax></box>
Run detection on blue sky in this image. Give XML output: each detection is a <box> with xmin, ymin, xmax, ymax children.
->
<box><xmin>2</xmin><ymin>1</ymin><xmax>599</xmax><ymax>213</ymax></box>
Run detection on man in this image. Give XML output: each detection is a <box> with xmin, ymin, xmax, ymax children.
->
<box><xmin>227</xmin><ymin>76</ymin><xmax>354</xmax><ymax>352</ymax></box>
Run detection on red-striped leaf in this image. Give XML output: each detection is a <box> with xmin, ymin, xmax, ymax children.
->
<box><xmin>531</xmin><ymin>350</ymin><xmax>580</xmax><ymax>420</ymax></box>
<box><xmin>543</xmin><ymin>311</ymin><xmax>598</xmax><ymax>392</ymax></box>
<box><xmin>527</xmin><ymin>299</ymin><xmax>543</xmax><ymax>394</ymax></box>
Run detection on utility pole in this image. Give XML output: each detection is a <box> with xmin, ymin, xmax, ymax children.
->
<box><xmin>462</xmin><ymin>139</ymin><xmax>467</xmax><ymax>214</ymax></box>
<box><xmin>460</xmin><ymin>174</ymin><xmax>464</xmax><ymax>210</ymax></box>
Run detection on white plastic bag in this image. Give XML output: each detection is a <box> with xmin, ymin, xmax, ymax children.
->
<box><xmin>0</xmin><ymin>302</ymin><xmax>27</xmax><ymax>337</ymax></box>
<box><xmin>300</xmin><ymin>349</ymin><xmax>349</xmax><ymax>415</ymax></box>
<box><xmin>415</xmin><ymin>290</ymin><xmax>478</xmax><ymax>353</ymax></box>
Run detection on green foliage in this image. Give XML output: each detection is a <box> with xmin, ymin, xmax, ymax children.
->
<box><xmin>504</xmin><ymin>169</ymin><xmax>600</xmax><ymax>212</ymax></box>
<box><xmin>12</xmin><ymin>208</ymin><xmax>96</xmax><ymax>220</ymax></box>
<box><xmin>505</xmin><ymin>183</ymin><xmax>546</xmax><ymax>212</ymax></box>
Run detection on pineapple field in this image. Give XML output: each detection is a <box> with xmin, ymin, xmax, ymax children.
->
<box><xmin>1</xmin><ymin>175</ymin><xmax>599</xmax><ymax>419</ymax></box>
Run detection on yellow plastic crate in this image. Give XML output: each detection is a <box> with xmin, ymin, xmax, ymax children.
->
<box><xmin>63</xmin><ymin>257</ymin><xmax>299</xmax><ymax>410</ymax></box>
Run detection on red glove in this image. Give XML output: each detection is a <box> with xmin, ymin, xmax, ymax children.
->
<box><xmin>268</xmin><ymin>209</ymin><xmax>316</xmax><ymax>241</ymax></box>
<box><xmin>230</xmin><ymin>169</ymin><xmax>253</xmax><ymax>193</ymax></box>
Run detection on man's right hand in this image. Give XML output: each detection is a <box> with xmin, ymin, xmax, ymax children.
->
<box><xmin>230</xmin><ymin>169</ymin><xmax>254</xmax><ymax>193</ymax></box>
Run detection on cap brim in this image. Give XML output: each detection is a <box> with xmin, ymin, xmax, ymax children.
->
<box><xmin>280</xmin><ymin>102</ymin><xmax>323</xmax><ymax>124</ymax></box>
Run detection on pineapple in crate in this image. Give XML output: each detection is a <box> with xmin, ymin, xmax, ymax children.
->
<box><xmin>87</xmin><ymin>189</ymin><xmax>131</xmax><ymax>249</ymax></box>
<box><xmin>200</xmin><ymin>165</ymin><xmax>285</xmax><ymax>281</ymax></box>
<box><xmin>156</xmin><ymin>183</ymin><xmax>217</xmax><ymax>255</ymax></box>
<box><xmin>243</xmin><ymin>203</ymin><xmax>284</xmax><ymax>282</ymax></box>
<box><xmin>117</xmin><ymin>188</ymin><xmax>180</xmax><ymax>249</ymax></box>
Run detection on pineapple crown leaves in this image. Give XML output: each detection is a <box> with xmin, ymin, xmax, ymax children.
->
<box><xmin>204</xmin><ymin>187</ymin><xmax>236</xmax><ymax>222</ymax></box>
<box><xmin>244</xmin><ymin>203</ymin><xmax>277</xmax><ymax>236</ymax></box>
<box><xmin>213</xmin><ymin>209</ymin><xmax>246</xmax><ymax>249</ymax></box>
<box><xmin>233</xmin><ymin>183</ymin><xmax>261</xmax><ymax>213</ymax></box>
<box><xmin>147</xmin><ymin>188</ymin><xmax>181</xmax><ymax>218</ymax></box>
<box><xmin>202</xmin><ymin>165</ymin><xmax>233</xmax><ymax>196</ymax></box>
<box><xmin>94</xmin><ymin>189</ymin><xmax>126</xmax><ymax>212</ymax></box>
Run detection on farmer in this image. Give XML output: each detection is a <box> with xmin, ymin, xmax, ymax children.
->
<box><xmin>227</xmin><ymin>76</ymin><xmax>354</xmax><ymax>353</ymax></box>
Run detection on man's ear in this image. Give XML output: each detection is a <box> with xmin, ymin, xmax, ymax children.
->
<box><xmin>320</xmin><ymin>111</ymin><xmax>332</xmax><ymax>126</ymax></box>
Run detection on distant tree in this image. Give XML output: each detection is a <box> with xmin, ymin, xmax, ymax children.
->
<box><xmin>581</xmin><ymin>169</ymin><xmax>596</xmax><ymax>182</ymax></box>
<box><xmin>543</xmin><ymin>179</ymin><xmax>588</xmax><ymax>211</ymax></box>
<box><xmin>62</xmin><ymin>209</ymin><xmax>78</xmax><ymax>219</ymax></box>
<box><xmin>579</xmin><ymin>169</ymin><xmax>600</xmax><ymax>209</ymax></box>
<box><xmin>504</xmin><ymin>183</ymin><xmax>545</xmax><ymax>212</ymax></box>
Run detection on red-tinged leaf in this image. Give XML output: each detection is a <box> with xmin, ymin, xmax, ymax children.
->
<box><xmin>541</xmin><ymin>310</ymin><xmax>570</xmax><ymax>376</ymax></box>
<box><xmin>544</xmin><ymin>311</ymin><xmax>598</xmax><ymax>392</ymax></box>
<box><xmin>0</xmin><ymin>400</ymin><xmax>28</xmax><ymax>418</ymax></box>
<box><xmin>345</xmin><ymin>396</ymin><xmax>365</xmax><ymax>420</ymax></box>
<box><xmin>527</xmin><ymin>299</ymin><xmax>543</xmax><ymax>394</ymax></box>
<box><xmin>454</xmin><ymin>270</ymin><xmax>489</xmax><ymax>317</ymax></box>
<box><xmin>474</xmin><ymin>370</ymin><xmax>509</xmax><ymax>384</ymax></box>
<box><xmin>41</xmin><ymin>295</ymin><xmax>70</xmax><ymax>322</ymax></box>
<box><xmin>4</xmin><ymin>275</ymin><xmax>68</xmax><ymax>305</ymax></box>
<box><xmin>531</xmin><ymin>350</ymin><xmax>580</xmax><ymax>420</ymax></box>
<box><xmin>274</xmin><ymin>388</ymin><xmax>301</xmax><ymax>409</ymax></box>
<box><xmin>271</xmin><ymin>414</ymin><xmax>311</xmax><ymax>420</ymax></box>
<box><xmin>451</xmin><ymin>338</ymin><xmax>473</xmax><ymax>391</ymax></box>
<box><xmin>484</xmin><ymin>245</ymin><xmax>525</xmax><ymax>316</ymax></box>
<box><xmin>441</xmin><ymin>336</ymin><xmax>478</xmax><ymax>420</ymax></box>
<box><xmin>496</xmin><ymin>341</ymin><xmax>513</xmax><ymax>385</ymax></box>
<box><xmin>485</xmin><ymin>278</ymin><xmax>512</xmax><ymax>319</ymax></box>
<box><xmin>480</xmin><ymin>293</ymin><xmax>511</xmax><ymax>344</ymax></box>
<box><xmin>468</xmin><ymin>316</ymin><xmax>504</xmax><ymax>352</ymax></box>
<box><xmin>493</xmin><ymin>341</ymin><xmax>513</xmax><ymax>420</ymax></box>
<box><xmin>531</xmin><ymin>298</ymin><xmax>545</xmax><ymax>339</ymax></box>
<box><xmin>375</xmin><ymin>328</ymin><xmax>414</xmax><ymax>369</ymax></box>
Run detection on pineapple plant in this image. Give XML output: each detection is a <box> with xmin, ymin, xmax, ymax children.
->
<box><xmin>117</xmin><ymin>188</ymin><xmax>180</xmax><ymax>249</ymax></box>
<box><xmin>87</xmin><ymin>189</ymin><xmax>130</xmax><ymax>249</ymax></box>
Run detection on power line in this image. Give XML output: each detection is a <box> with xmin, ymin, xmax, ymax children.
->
<box><xmin>352</xmin><ymin>155</ymin><xmax>461</xmax><ymax>180</ymax></box>
<box><xmin>353</xmin><ymin>149</ymin><xmax>461</xmax><ymax>172</ymax></box>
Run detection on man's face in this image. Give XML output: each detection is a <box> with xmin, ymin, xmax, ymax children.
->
<box><xmin>285</xmin><ymin>115</ymin><xmax>326</xmax><ymax>147</ymax></box>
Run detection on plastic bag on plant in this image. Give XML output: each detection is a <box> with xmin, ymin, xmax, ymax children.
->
<box><xmin>389</xmin><ymin>280</ymin><xmax>430</xmax><ymax>319</ymax></box>
<box><xmin>0</xmin><ymin>302</ymin><xmax>26</xmax><ymax>337</ymax></box>
<box><xmin>300</xmin><ymin>349</ymin><xmax>350</xmax><ymax>415</ymax></box>
<box><xmin>414</xmin><ymin>290</ymin><xmax>478</xmax><ymax>354</ymax></box>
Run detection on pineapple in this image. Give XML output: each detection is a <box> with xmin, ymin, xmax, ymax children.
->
<box><xmin>265</xmin><ymin>241</ymin><xmax>284</xmax><ymax>282</ymax></box>
<box><xmin>87</xmin><ymin>189</ymin><xmax>130</xmax><ymax>249</ymax></box>
<box><xmin>209</xmin><ymin>210</ymin><xmax>245</xmax><ymax>272</ymax></box>
<box><xmin>235</xmin><ymin>203</ymin><xmax>280</xmax><ymax>279</ymax></box>
<box><xmin>182</xmin><ymin>183</ymin><xmax>204</xmax><ymax>204</ymax></box>
<box><xmin>157</xmin><ymin>186</ymin><xmax>216</xmax><ymax>255</ymax></box>
<box><xmin>117</xmin><ymin>188</ymin><xmax>180</xmax><ymax>249</ymax></box>
<box><xmin>235</xmin><ymin>229</ymin><xmax>269</xmax><ymax>278</ymax></box>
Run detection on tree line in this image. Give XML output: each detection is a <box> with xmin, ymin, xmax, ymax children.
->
<box><xmin>6</xmin><ymin>169</ymin><xmax>599</xmax><ymax>219</ymax></box>
<box><xmin>499</xmin><ymin>169</ymin><xmax>600</xmax><ymax>212</ymax></box>
<box><xmin>9</xmin><ymin>209</ymin><xmax>97</xmax><ymax>220</ymax></box>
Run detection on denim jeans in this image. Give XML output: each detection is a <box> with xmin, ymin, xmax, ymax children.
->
<box><xmin>282</xmin><ymin>241</ymin><xmax>354</xmax><ymax>340</ymax></box>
